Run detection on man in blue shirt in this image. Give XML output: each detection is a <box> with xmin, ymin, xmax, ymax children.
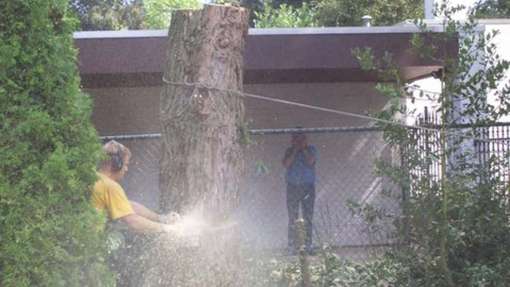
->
<box><xmin>282</xmin><ymin>130</ymin><xmax>317</xmax><ymax>254</ymax></box>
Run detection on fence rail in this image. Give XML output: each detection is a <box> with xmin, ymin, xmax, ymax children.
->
<box><xmin>99</xmin><ymin>126</ymin><xmax>382</xmax><ymax>141</ymax></box>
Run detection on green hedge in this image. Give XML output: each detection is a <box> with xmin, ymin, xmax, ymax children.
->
<box><xmin>0</xmin><ymin>1</ymin><xmax>114</xmax><ymax>286</ymax></box>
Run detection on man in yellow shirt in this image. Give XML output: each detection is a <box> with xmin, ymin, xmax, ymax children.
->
<box><xmin>92</xmin><ymin>140</ymin><xmax>180</xmax><ymax>285</ymax></box>
<box><xmin>92</xmin><ymin>140</ymin><xmax>178</xmax><ymax>233</ymax></box>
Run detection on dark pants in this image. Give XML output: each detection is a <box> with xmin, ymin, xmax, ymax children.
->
<box><xmin>287</xmin><ymin>183</ymin><xmax>315</xmax><ymax>252</ymax></box>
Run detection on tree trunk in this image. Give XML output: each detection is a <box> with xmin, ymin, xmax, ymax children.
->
<box><xmin>142</xmin><ymin>5</ymin><xmax>248</xmax><ymax>287</ymax></box>
<box><xmin>160</xmin><ymin>4</ymin><xmax>248</xmax><ymax>220</ymax></box>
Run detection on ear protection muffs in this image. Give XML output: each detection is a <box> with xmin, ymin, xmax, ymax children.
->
<box><xmin>111</xmin><ymin>150</ymin><xmax>124</xmax><ymax>172</ymax></box>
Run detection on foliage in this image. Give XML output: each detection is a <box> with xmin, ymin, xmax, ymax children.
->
<box><xmin>253</xmin><ymin>0</ymin><xmax>425</xmax><ymax>28</ymax></box>
<box><xmin>270</xmin><ymin>0</ymin><xmax>312</xmax><ymax>8</ymax></box>
<box><xmin>144</xmin><ymin>0</ymin><xmax>202</xmax><ymax>29</ymax></box>
<box><xmin>254</xmin><ymin>160</ymin><xmax>270</xmax><ymax>176</ymax></box>
<box><xmin>240</xmin><ymin>0</ymin><xmax>311</xmax><ymax>8</ymax></box>
<box><xmin>214</xmin><ymin>0</ymin><xmax>241</xmax><ymax>5</ymax></box>
<box><xmin>71</xmin><ymin>0</ymin><xmax>202</xmax><ymax>30</ymax></box>
<box><xmin>241</xmin><ymin>251</ymin><xmax>401</xmax><ymax>287</ymax></box>
<box><xmin>474</xmin><ymin>0</ymin><xmax>510</xmax><ymax>18</ymax></box>
<box><xmin>0</xmin><ymin>1</ymin><xmax>113</xmax><ymax>286</ymax></box>
<box><xmin>314</xmin><ymin>0</ymin><xmax>424</xmax><ymax>26</ymax></box>
<box><xmin>352</xmin><ymin>3</ymin><xmax>510</xmax><ymax>286</ymax></box>
<box><xmin>238</xmin><ymin>0</ymin><xmax>312</xmax><ymax>18</ymax></box>
<box><xmin>222</xmin><ymin>0</ymin><xmax>313</xmax><ymax>27</ymax></box>
<box><xmin>254</xmin><ymin>0</ymin><xmax>318</xmax><ymax>28</ymax></box>
<box><xmin>72</xmin><ymin>0</ymin><xmax>430</xmax><ymax>30</ymax></box>
<box><xmin>70</xmin><ymin>0</ymin><xmax>145</xmax><ymax>30</ymax></box>
<box><xmin>238</xmin><ymin>120</ymin><xmax>253</xmax><ymax>146</ymax></box>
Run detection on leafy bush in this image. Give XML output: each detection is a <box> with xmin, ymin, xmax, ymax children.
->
<box><xmin>253</xmin><ymin>0</ymin><xmax>423</xmax><ymax>28</ymax></box>
<box><xmin>474</xmin><ymin>0</ymin><xmax>510</xmax><ymax>18</ymax></box>
<box><xmin>0</xmin><ymin>1</ymin><xmax>113</xmax><ymax>286</ymax></box>
<box><xmin>241</xmin><ymin>251</ymin><xmax>401</xmax><ymax>286</ymax></box>
<box><xmin>144</xmin><ymin>0</ymin><xmax>202</xmax><ymax>29</ymax></box>
<box><xmin>254</xmin><ymin>1</ymin><xmax>318</xmax><ymax>28</ymax></box>
<box><xmin>352</xmin><ymin>4</ymin><xmax>510</xmax><ymax>286</ymax></box>
<box><xmin>314</xmin><ymin>0</ymin><xmax>423</xmax><ymax>26</ymax></box>
<box><xmin>70</xmin><ymin>0</ymin><xmax>146</xmax><ymax>30</ymax></box>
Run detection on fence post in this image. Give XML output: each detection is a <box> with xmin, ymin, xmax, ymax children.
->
<box><xmin>424</xmin><ymin>107</ymin><xmax>431</xmax><ymax>187</ymax></box>
<box><xmin>296</xmin><ymin>218</ymin><xmax>311</xmax><ymax>287</ymax></box>
<box><xmin>400</xmin><ymin>132</ymin><xmax>411</xmax><ymax>247</ymax></box>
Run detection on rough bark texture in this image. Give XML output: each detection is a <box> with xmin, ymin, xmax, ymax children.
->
<box><xmin>160</xmin><ymin>4</ymin><xmax>247</xmax><ymax>220</ymax></box>
<box><xmin>142</xmin><ymin>5</ymin><xmax>248</xmax><ymax>287</ymax></box>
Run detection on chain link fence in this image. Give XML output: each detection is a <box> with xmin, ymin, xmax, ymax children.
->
<box><xmin>105</xmin><ymin>126</ymin><xmax>400</xmax><ymax>261</ymax></box>
<box><xmin>104</xmin><ymin>121</ymin><xmax>510</xmax><ymax>265</ymax></box>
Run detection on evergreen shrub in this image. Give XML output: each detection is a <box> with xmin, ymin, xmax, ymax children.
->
<box><xmin>0</xmin><ymin>1</ymin><xmax>114</xmax><ymax>286</ymax></box>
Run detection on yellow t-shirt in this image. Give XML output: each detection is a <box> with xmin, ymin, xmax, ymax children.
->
<box><xmin>92</xmin><ymin>172</ymin><xmax>134</xmax><ymax>220</ymax></box>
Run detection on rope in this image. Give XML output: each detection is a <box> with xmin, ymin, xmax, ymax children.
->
<box><xmin>161</xmin><ymin>78</ymin><xmax>502</xmax><ymax>143</ymax></box>
<box><xmin>163</xmin><ymin>79</ymin><xmax>426</xmax><ymax>129</ymax></box>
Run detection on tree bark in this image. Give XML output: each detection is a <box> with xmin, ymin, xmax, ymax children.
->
<box><xmin>142</xmin><ymin>5</ymin><xmax>248</xmax><ymax>287</ymax></box>
<box><xmin>160</xmin><ymin>4</ymin><xmax>248</xmax><ymax>221</ymax></box>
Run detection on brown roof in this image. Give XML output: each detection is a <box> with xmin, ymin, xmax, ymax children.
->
<box><xmin>75</xmin><ymin>28</ymin><xmax>457</xmax><ymax>88</ymax></box>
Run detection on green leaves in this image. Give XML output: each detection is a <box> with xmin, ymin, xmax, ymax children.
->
<box><xmin>0</xmin><ymin>1</ymin><xmax>111</xmax><ymax>286</ymax></box>
<box><xmin>474</xmin><ymin>0</ymin><xmax>510</xmax><ymax>18</ymax></box>
<box><xmin>254</xmin><ymin>1</ymin><xmax>318</xmax><ymax>28</ymax></box>
<box><xmin>144</xmin><ymin>0</ymin><xmax>202</xmax><ymax>29</ymax></box>
<box><xmin>263</xmin><ymin>253</ymin><xmax>402</xmax><ymax>287</ymax></box>
<box><xmin>352</xmin><ymin>47</ymin><xmax>375</xmax><ymax>71</ymax></box>
<box><xmin>71</xmin><ymin>0</ymin><xmax>146</xmax><ymax>30</ymax></box>
<box><xmin>350</xmin><ymin>4</ymin><xmax>510</xmax><ymax>286</ymax></box>
<box><xmin>253</xmin><ymin>0</ymin><xmax>424</xmax><ymax>28</ymax></box>
<box><xmin>314</xmin><ymin>0</ymin><xmax>423</xmax><ymax>27</ymax></box>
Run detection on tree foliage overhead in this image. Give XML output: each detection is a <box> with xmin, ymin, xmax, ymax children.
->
<box><xmin>314</xmin><ymin>0</ymin><xmax>424</xmax><ymax>26</ymax></box>
<box><xmin>0</xmin><ymin>0</ymin><xmax>113</xmax><ymax>285</ymax></box>
<box><xmin>70</xmin><ymin>0</ymin><xmax>145</xmax><ymax>30</ymax></box>
<box><xmin>253</xmin><ymin>0</ymin><xmax>425</xmax><ymax>28</ymax></box>
<box><xmin>70</xmin><ymin>0</ymin><xmax>202</xmax><ymax>30</ymax></box>
<box><xmin>474</xmin><ymin>0</ymin><xmax>510</xmax><ymax>18</ymax></box>
<box><xmin>72</xmin><ymin>0</ymin><xmax>484</xmax><ymax>30</ymax></box>
<box><xmin>254</xmin><ymin>1</ymin><xmax>318</xmax><ymax>28</ymax></box>
<box><xmin>70</xmin><ymin>0</ymin><xmax>426</xmax><ymax>30</ymax></box>
<box><xmin>144</xmin><ymin>0</ymin><xmax>201</xmax><ymax>29</ymax></box>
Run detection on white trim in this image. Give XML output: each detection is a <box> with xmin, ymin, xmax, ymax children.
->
<box><xmin>73</xmin><ymin>19</ymin><xmax>510</xmax><ymax>40</ymax></box>
<box><xmin>73</xmin><ymin>26</ymin><xmax>442</xmax><ymax>40</ymax></box>
<box><xmin>74</xmin><ymin>30</ymin><xmax>168</xmax><ymax>39</ymax></box>
<box><xmin>396</xmin><ymin>18</ymin><xmax>510</xmax><ymax>27</ymax></box>
<box><xmin>248</xmin><ymin>26</ymin><xmax>446</xmax><ymax>34</ymax></box>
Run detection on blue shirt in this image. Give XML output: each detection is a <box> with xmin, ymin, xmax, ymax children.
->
<box><xmin>285</xmin><ymin>145</ymin><xmax>317</xmax><ymax>185</ymax></box>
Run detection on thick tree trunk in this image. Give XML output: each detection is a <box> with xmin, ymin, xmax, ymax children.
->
<box><xmin>142</xmin><ymin>5</ymin><xmax>248</xmax><ymax>287</ymax></box>
<box><xmin>159</xmin><ymin>4</ymin><xmax>248</xmax><ymax>221</ymax></box>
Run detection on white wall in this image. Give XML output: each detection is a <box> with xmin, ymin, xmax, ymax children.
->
<box><xmin>486</xmin><ymin>24</ymin><xmax>510</xmax><ymax>122</ymax></box>
<box><xmin>406</xmin><ymin>77</ymin><xmax>442</xmax><ymax>124</ymax></box>
<box><xmin>406</xmin><ymin>21</ymin><xmax>510</xmax><ymax>125</ymax></box>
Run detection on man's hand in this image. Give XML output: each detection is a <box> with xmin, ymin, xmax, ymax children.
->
<box><xmin>161</xmin><ymin>224</ymin><xmax>178</xmax><ymax>234</ymax></box>
<box><xmin>160</xmin><ymin>222</ymin><xmax>200</xmax><ymax>247</ymax></box>
<box><xmin>160</xmin><ymin>212</ymin><xmax>181</xmax><ymax>224</ymax></box>
<box><xmin>283</xmin><ymin>146</ymin><xmax>298</xmax><ymax>168</ymax></box>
